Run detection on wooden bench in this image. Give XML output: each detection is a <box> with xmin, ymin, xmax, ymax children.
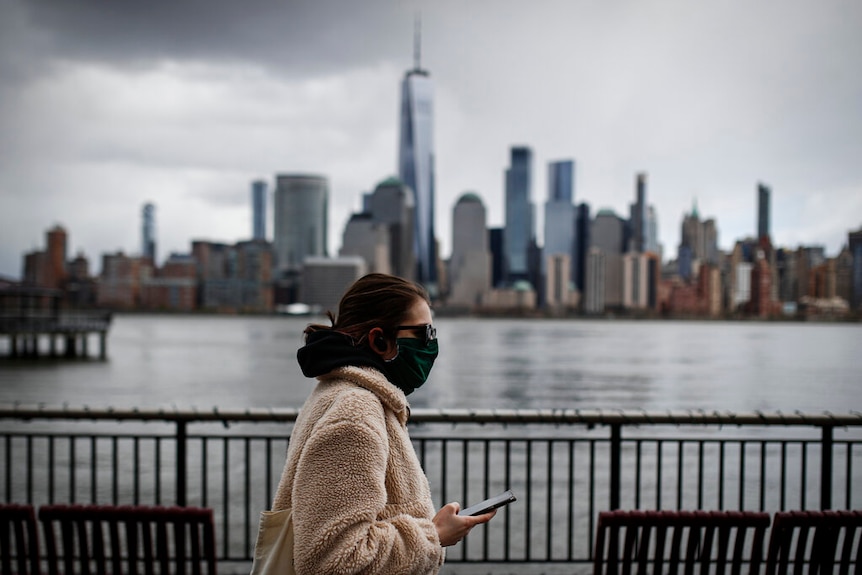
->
<box><xmin>764</xmin><ymin>509</ymin><xmax>862</xmax><ymax>574</ymax></box>
<box><xmin>593</xmin><ymin>509</ymin><xmax>771</xmax><ymax>574</ymax></box>
<box><xmin>38</xmin><ymin>504</ymin><xmax>217</xmax><ymax>575</ymax></box>
<box><xmin>0</xmin><ymin>503</ymin><xmax>40</xmax><ymax>575</ymax></box>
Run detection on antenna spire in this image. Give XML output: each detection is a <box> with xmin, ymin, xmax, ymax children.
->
<box><xmin>413</xmin><ymin>12</ymin><xmax>422</xmax><ymax>71</ymax></box>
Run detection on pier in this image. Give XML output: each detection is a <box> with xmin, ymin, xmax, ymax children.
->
<box><xmin>0</xmin><ymin>286</ymin><xmax>112</xmax><ymax>359</ymax></box>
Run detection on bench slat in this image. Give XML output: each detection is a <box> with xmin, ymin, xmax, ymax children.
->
<box><xmin>594</xmin><ymin>510</ymin><xmax>771</xmax><ymax>575</ymax></box>
<box><xmin>37</xmin><ymin>505</ymin><xmax>216</xmax><ymax>575</ymax></box>
<box><xmin>0</xmin><ymin>504</ymin><xmax>40</xmax><ymax>575</ymax></box>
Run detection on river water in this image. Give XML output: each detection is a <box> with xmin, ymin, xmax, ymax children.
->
<box><xmin>1</xmin><ymin>314</ymin><xmax>860</xmax><ymax>415</ymax></box>
<box><xmin>1</xmin><ymin>315</ymin><xmax>860</xmax><ymax>575</ymax></box>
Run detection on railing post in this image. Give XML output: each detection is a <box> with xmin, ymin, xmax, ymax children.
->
<box><xmin>177</xmin><ymin>419</ymin><xmax>187</xmax><ymax>507</ymax></box>
<box><xmin>821</xmin><ymin>425</ymin><xmax>833</xmax><ymax>510</ymax></box>
<box><xmin>610</xmin><ymin>424</ymin><xmax>621</xmax><ymax>510</ymax></box>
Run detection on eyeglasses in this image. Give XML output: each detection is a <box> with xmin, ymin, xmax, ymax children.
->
<box><xmin>396</xmin><ymin>324</ymin><xmax>437</xmax><ymax>346</ymax></box>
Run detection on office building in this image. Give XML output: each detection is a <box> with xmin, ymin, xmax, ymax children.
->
<box><xmin>488</xmin><ymin>228</ymin><xmax>505</xmax><ymax>288</ymax></box>
<box><xmin>629</xmin><ymin>173</ymin><xmax>648</xmax><ymax>253</ymax></box>
<box><xmin>548</xmin><ymin>160</ymin><xmax>574</xmax><ymax>202</ymax></box>
<box><xmin>300</xmin><ymin>256</ymin><xmax>367</xmax><ymax>313</ymax></box>
<box><xmin>590</xmin><ymin>209</ymin><xmax>626</xmax><ymax>309</ymax></box>
<box><xmin>21</xmin><ymin>224</ymin><xmax>69</xmax><ymax>289</ymax></box>
<box><xmin>849</xmin><ymin>228</ymin><xmax>862</xmax><ymax>310</ymax></box>
<box><xmin>97</xmin><ymin>252</ymin><xmax>152</xmax><ymax>309</ymax></box>
<box><xmin>504</xmin><ymin>146</ymin><xmax>534</xmax><ymax>284</ymax></box>
<box><xmin>252</xmin><ymin>180</ymin><xmax>267</xmax><ymax>241</ymax></box>
<box><xmin>757</xmin><ymin>182</ymin><xmax>771</xmax><ymax>241</ymax></box>
<box><xmin>142</xmin><ymin>203</ymin><xmax>156</xmax><ymax>263</ymax></box>
<box><xmin>645</xmin><ymin>205</ymin><xmax>661</xmax><ymax>257</ymax></box>
<box><xmin>46</xmin><ymin>225</ymin><xmax>67</xmax><ymax>289</ymax></box>
<box><xmin>545</xmin><ymin>253</ymin><xmax>578</xmax><ymax>310</ymax></box>
<box><xmin>543</xmin><ymin>160</ymin><xmax>576</xmax><ymax>283</ymax></box>
<box><xmin>192</xmin><ymin>240</ymin><xmax>273</xmax><ymax>312</ymax></box>
<box><xmin>365</xmin><ymin>177</ymin><xmax>416</xmax><ymax>279</ymax></box>
<box><xmin>795</xmin><ymin>246</ymin><xmax>826</xmax><ymax>300</ymax></box>
<box><xmin>702</xmin><ymin>219</ymin><xmax>718</xmax><ymax>264</ymax></box>
<box><xmin>448</xmin><ymin>193</ymin><xmax>490</xmax><ymax>307</ymax></box>
<box><xmin>141</xmin><ymin>253</ymin><xmax>196</xmax><ymax>311</ymax></box>
<box><xmin>273</xmin><ymin>174</ymin><xmax>328</xmax><ymax>274</ymax></box>
<box><xmin>622</xmin><ymin>252</ymin><xmax>659</xmax><ymax>310</ymax></box>
<box><xmin>835</xmin><ymin>246</ymin><xmax>853</xmax><ymax>306</ymax></box>
<box><xmin>573</xmin><ymin>203</ymin><xmax>590</xmax><ymax>293</ymax></box>
<box><xmin>748</xmin><ymin>251</ymin><xmax>774</xmax><ymax>317</ymax></box>
<box><xmin>398</xmin><ymin>25</ymin><xmax>436</xmax><ymax>289</ymax></box>
<box><xmin>340</xmin><ymin>214</ymin><xmax>391</xmax><ymax>275</ymax></box>
<box><xmin>47</xmin><ymin>225</ymin><xmax>67</xmax><ymax>286</ymax></box>
<box><xmin>775</xmin><ymin>248</ymin><xmax>798</xmax><ymax>303</ymax></box>
<box><xmin>584</xmin><ymin>247</ymin><xmax>606</xmax><ymax>314</ymax></box>
<box><xmin>679</xmin><ymin>202</ymin><xmax>719</xmax><ymax>279</ymax></box>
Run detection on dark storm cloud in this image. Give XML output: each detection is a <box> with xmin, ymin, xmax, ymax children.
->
<box><xmin>1</xmin><ymin>0</ymin><xmax>861</xmax><ymax>279</ymax></box>
<box><xmin>18</xmin><ymin>0</ymin><xmax>408</xmax><ymax>75</ymax></box>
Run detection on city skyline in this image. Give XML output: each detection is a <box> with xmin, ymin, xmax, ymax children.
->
<box><xmin>1</xmin><ymin>1</ymin><xmax>861</xmax><ymax>279</ymax></box>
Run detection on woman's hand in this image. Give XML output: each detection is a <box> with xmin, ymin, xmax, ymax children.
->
<box><xmin>432</xmin><ymin>502</ymin><xmax>496</xmax><ymax>547</ymax></box>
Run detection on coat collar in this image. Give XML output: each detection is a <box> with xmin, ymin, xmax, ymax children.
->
<box><xmin>324</xmin><ymin>365</ymin><xmax>411</xmax><ymax>425</ymax></box>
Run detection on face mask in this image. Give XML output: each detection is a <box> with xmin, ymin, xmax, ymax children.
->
<box><xmin>384</xmin><ymin>338</ymin><xmax>439</xmax><ymax>395</ymax></box>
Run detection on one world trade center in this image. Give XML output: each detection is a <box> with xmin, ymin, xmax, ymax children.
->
<box><xmin>398</xmin><ymin>20</ymin><xmax>437</xmax><ymax>291</ymax></box>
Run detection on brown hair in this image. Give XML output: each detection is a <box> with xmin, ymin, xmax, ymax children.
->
<box><xmin>304</xmin><ymin>273</ymin><xmax>430</xmax><ymax>344</ymax></box>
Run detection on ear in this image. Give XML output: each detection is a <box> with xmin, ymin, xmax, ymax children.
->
<box><xmin>368</xmin><ymin>327</ymin><xmax>395</xmax><ymax>359</ymax></box>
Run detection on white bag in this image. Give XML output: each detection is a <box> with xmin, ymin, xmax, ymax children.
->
<box><xmin>250</xmin><ymin>508</ymin><xmax>296</xmax><ymax>575</ymax></box>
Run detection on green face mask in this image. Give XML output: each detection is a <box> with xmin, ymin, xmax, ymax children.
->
<box><xmin>384</xmin><ymin>338</ymin><xmax>439</xmax><ymax>396</ymax></box>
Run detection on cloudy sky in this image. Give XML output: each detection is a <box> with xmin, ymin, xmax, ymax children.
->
<box><xmin>1</xmin><ymin>0</ymin><xmax>861</xmax><ymax>279</ymax></box>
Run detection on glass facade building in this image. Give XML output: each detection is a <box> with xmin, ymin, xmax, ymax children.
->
<box><xmin>252</xmin><ymin>180</ymin><xmax>267</xmax><ymax>241</ymax></box>
<box><xmin>142</xmin><ymin>203</ymin><xmax>156</xmax><ymax>263</ymax></box>
<box><xmin>758</xmin><ymin>182</ymin><xmax>771</xmax><ymax>241</ymax></box>
<box><xmin>849</xmin><ymin>228</ymin><xmax>862</xmax><ymax>310</ymax></box>
<box><xmin>630</xmin><ymin>173</ymin><xmax>648</xmax><ymax>253</ymax></box>
<box><xmin>548</xmin><ymin>160</ymin><xmax>574</xmax><ymax>203</ymax></box>
<box><xmin>398</xmin><ymin>65</ymin><xmax>436</xmax><ymax>289</ymax></box>
<box><xmin>273</xmin><ymin>174</ymin><xmax>328</xmax><ymax>274</ymax></box>
<box><xmin>544</xmin><ymin>160</ymin><xmax>576</xmax><ymax>280</ymax></box>
<box><xmin>504</xmin><ymin>146</ymin><xmax>534</xmax><ymax>283</ymax></box>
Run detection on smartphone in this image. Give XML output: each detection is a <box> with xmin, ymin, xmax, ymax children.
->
<box><xmin>458</xmin><ymin>489</ymin><xmax>517</xmax><ymax>516</ymax></box>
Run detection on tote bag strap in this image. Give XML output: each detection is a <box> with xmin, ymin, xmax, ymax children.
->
<box><xmin>250</xmin><ymin>508</ymin><xmax>295</xmax><ymax>575</ymax></box>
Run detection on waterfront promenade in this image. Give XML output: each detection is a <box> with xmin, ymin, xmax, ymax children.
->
<box><xmin>2</xmin><ymin>405</ymin><xmax>860</xmax><ymax>574</ymax></box>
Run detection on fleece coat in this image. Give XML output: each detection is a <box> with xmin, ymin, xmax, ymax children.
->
<box><xmin>272</xmin><ymin>365</ymin><xmax>445</xmax><ymax>575</ymax></box>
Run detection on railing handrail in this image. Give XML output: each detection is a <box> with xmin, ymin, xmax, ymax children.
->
<box><xmin>2</xmin><ymin>404</ymin><xmax>862</xmax><ymax>427</ymax></box>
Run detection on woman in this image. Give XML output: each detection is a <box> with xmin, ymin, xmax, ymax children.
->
<box><xmin>270</xmin><ymin>273</ymin><xmax>494</xmax><ymax>574</ymax></box>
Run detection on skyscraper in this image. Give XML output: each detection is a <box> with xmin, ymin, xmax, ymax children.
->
<box><xmin>364</xmin><ymin>177</ymin><xmax>416</xmax><ymax>279</ymax></box>
<box><xmin>273</xmin><ymin>174</ymin><xmax>328</xmax><ymax>274</ymax></box>
<box><xmin>251</xmin><ymin>180</ymin><xmax>267</xmax><ymax>241</ymax></box>
<box><xmin>629</xmin><ymin>173</ymin><xmax>648</xmax><ymax>253</ymax></box>
<box><xmin>645</xmin><ymin>205</ymin><xmax>661</xmax><ymax>256</ymax></box>
<box><xmin>548</xmin><ymin>160</ymin><xmax>574</xmax><ymax>203</ymax></box>
<box><xmin>758</xmin><ymin>182</ymin><xmax>771</xmax><ymax>241</ymax></box>
<box><xmin>543</xmin><ymin>160</ymin><xmax>576</xmax><ymax>282</ymax></box>
<box><xmin>590</xmin><ymin>209</ymin><xmax>626</xmax><ymax>309</ymax></box>
<box><xmin>504</xmin><ymin>146</ymin><xmax>534</xmax><ymax>283</ymax></box>
<box><xmin>398</xmin><ymin>20</ymin><xmax>436</xmax><ymax>289</ymax></box>
<box><xmin>849</xmin><ymin>227</ymin><xmax>862</xmax><ymax>310</ymax></box>
<box><xmin>449</xmin><ymin>193</ymin><xmax>490</xmax><ymax>307</ymax></box>
<box><xmin>573</xmin><ymin>203</ymin><xmax>591</xmax><ymax>293</ymax></box>
<box><xmin>142</xmin><ymin>203</ymin><xmax>156</xmax><ymax>263</ymax></box>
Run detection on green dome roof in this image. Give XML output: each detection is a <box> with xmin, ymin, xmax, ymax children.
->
<box><xmin>377</xmin><ymin>176</ymin><xmax>405</xmax><ymax>188</ymax></box>
<box><xmin>458</xmin><ymin>192</ymin><xmax>483</xmax><ymax>204</ymax></box>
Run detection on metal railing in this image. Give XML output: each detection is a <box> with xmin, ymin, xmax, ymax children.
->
<box><xmin>2</xmin><ymin>405</ymin><xmax>860</xmax><ymax>573</ymax></box>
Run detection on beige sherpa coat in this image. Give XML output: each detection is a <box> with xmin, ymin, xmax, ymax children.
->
<box><xmin>272</xmin><ymin>365</ymin><xmax>445</xmax><ymax>575</ymax></box>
